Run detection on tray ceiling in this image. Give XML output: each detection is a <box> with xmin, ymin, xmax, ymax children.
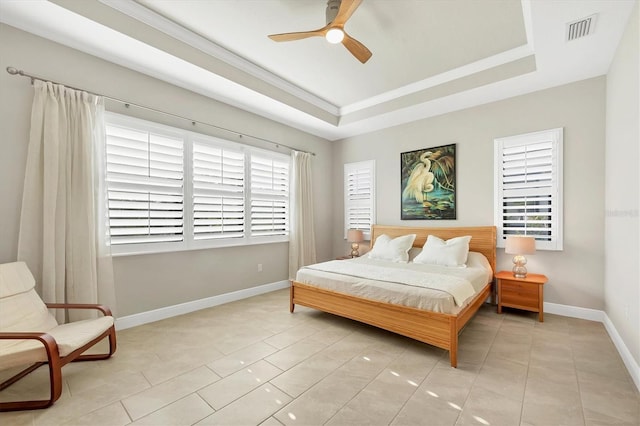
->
<box><xmin>0</xmin><ymin>0</ymin><xmax>635</xmax><ymax>140</ymax></box>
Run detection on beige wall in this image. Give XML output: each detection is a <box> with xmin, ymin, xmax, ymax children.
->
<box><xmin>605</xmin><ymin>1</ymin><xmax>639</xmax><ymax>366</ymax></box>
<box><xmin>0</xmin><ymin>24</ymin><xmax>333</xmax><ymax>317</ymax></box>
<box><xmin>333</xmin><ymin>77</ymin><xmax>606</xmax><ymax>310</ymax></box>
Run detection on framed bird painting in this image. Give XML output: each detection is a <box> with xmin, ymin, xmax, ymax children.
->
<box><xmin>401</xmin><ymin>144</ymin><xmax>456</xmax><ymax>220</ymax></box>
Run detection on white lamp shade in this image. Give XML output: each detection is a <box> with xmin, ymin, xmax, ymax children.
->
<box><xmin>505</xmin><ymin>236</ymin><xmax>536</xmax><ymax>255</ymax></box>
<box><xmin>347</xmin><ymin>229</ymin><xmax>364</xmax><ymax>243</ymax></box>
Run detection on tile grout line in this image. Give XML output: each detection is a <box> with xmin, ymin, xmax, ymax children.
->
<box><xmin>387</xmin><ymin>349</ymin><xmax>445</xmax><ymax>426</ymax></box>
<box><xmin>452</xmin><ymin>312</ymin><xmax>503</xmax><ymax>425</ymax></box>
<box><xmin>570</xmin><ymin>328</ymin><xmax>588</xmax><ymax>425</ymax></box>
<box><xmin>517</xmin><ymin>317</ymin><xmax>534</xmax><ymax>426</ymax></box>
<box><xmin>262</xmin><ymin>327</ymin><xmax>363</xmax><ymax>401</ymax></box>
<box><xmin>321</xmin><ymin>342</ymin><xmax>411</xmax><ymax>425</ymax></box>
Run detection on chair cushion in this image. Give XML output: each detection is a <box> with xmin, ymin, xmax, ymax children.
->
<box><xmin>0</xmin><ymin>316</ymin><xmax>114</xmax><ymax>370</ymax></box>
<box><xmin>0</xmin><ymin>262</ymin><xmax>58</xmax><ymax>334</ymax></box>
<box><xmin>0</xmin><ymin>289</ymin><xmax>58</xmax><ymax>333</ymax></box>
<box><xmin>0</xmin><ymin>262</ymin><xmax>36</xmax><ymax>299</ymax></box>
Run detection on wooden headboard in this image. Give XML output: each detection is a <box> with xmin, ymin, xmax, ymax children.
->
<box><xmin>371</xmin><ymin>225</ymin><xmax>497</xmax><ymax>273</ymax></box>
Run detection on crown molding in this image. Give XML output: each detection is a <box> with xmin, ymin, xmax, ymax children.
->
<box><xmin>99</xmin><ymin>0</ymin><xmax>340</xmax><ymax>117</ymax></box>
<box><xmin>340</xmin><ymin>44</ymin><xmax>535</xmax><ymax>116</ymax></box>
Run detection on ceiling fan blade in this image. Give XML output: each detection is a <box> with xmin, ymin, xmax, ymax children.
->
<box><xmin>333</xmin><ymin>0</ymin><xmax>363</xmax><ymax>26</ymax></box>
<box><xmin>268</xmin><ymin>27</ymin><xmax>326</xmax><ymax>42</ymax></box>
<box><xmin>342</xmin><ymin>32</ymin><xmax>372</xmax><ymax>63</ymax></box>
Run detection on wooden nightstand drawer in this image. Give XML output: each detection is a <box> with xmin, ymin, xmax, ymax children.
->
<box><xmin>501</xmin><ymin>280</ymin><xmax>538</xmax><ymax>297</ymax></box>
<box><xmin>500</xmin><ymin>283</ymin><xmax>538</xmax><ymax>310</ymax></box>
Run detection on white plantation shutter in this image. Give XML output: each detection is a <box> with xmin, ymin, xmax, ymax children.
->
<box><xmin>250</xmin><ymin>154</ymin><xmax>289</xmax><ymax>237</ymax></box>
<box><xmin>494</xmin><ymin>128</ymin><xmax>563</xmax><ymax>250</ymax></box>
<box><xmin>344</xmin><ymin>160</ymin><xmax>376</xmax><ymax>239</ymax></box>
<box><xmin>106</xmin><ymin>122</ymin><xmax>184</xmax><ymax>245</ymax></box>
<box><xmin>104</xmin><ymin>113</ymin><xmax>290</xmax><ymax>253</ymax></box>
<box><xmin>192</xmin><ymin>141</ymin><xmax>245</xmax><ymax>240</ymax></box>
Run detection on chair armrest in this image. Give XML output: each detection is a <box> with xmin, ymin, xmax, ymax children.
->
<box><xmin>45</xmin><ymin>303</ymin><xmax>113</xmax><ymax>317</ymax></box>
<box><xmin>0</xmin><ymin>331</ymin><xmax>59</xmax><ymax>357</ymax></box>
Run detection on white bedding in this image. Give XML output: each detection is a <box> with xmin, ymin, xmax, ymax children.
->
<box><xmin>295</xmin><ymin>252</ymin><xmax>493</xmax><ymax>314</ymax></box>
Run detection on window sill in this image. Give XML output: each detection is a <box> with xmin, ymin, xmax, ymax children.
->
<box><xmin>110</xmin><ymin>237</ymin><xmax>289</xmax><ymax>257</ymax></box>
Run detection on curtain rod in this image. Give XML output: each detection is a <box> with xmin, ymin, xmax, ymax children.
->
<box><xmin>6</xmin><ymin>66</ymin><xmax>316</xmax><ymax>156</ymax></box>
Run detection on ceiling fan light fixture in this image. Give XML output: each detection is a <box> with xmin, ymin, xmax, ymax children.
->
<box><xmin>268</xmin><ymin>0</ymin><xmax>372</xmax><ymax>63</ymax></box>
<box><xmin>325</xmin><ymin>28</ymin><xmax>344</xmax><ymax>44</ymax></box>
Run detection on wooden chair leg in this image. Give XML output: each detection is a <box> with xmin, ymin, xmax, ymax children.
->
<box><xmin>0</xmin><ymin>327</ymin><xmax>117</xmax><ymax>412</ymax></box>
<box><xmin>0</xmin><ymin>362</ymin><xmax>61</xmax><ymax>411</ymax></box>
<box><xmin>0</xmin><ymin>341</ymin><xmax>63</xmax><ymax>412</ymax></box>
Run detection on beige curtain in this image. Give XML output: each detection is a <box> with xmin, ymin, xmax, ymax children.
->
<box><xmin>289</xmin><ymin>151</ymin><xmax>317</xmax><ymax>279</ymax></box>
<box><xmin>17</xmin><ymin>80</ymin><xmax>116</xmax><ymax>322</ymax></box>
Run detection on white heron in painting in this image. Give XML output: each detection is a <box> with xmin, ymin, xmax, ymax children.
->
<box><xmin>403</xmin><ymin>151</ymin><xmax>435</xmax><ymax>203</ymax></box>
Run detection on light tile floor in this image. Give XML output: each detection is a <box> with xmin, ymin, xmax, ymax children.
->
<box><xmin>1</xmin><ymin>289</ymin><xmax>638</xmax><ymax>425</ymax></box>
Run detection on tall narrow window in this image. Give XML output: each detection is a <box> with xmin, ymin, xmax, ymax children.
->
<box><xmin>344</xmin><ymin>160</ymin><xmax>376</xmax><ymax>239</ymax></box>
<box><xmin>250</xmin><ymin>153</ymin><xmax>290</xmax><ymax>237</ymax></box>
<box><xmin>494</xmin><ymin>128</ymin><xmax>563</xmax><ymax>250</ymax></box>
<box><xmin>192</xmin><ymin>141</ymin><xmax>245</xmax><ymax>240</ymax></box>
<box><xmin>106</xmin><ymin>120</ymin><xmax>184</xmax><ymax>246</ymax></box>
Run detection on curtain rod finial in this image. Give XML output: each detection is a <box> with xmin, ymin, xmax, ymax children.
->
<box><xmin>6</xmin><ymin>66</ymin><xmax>19</xmax><ymax>75</ymax></box>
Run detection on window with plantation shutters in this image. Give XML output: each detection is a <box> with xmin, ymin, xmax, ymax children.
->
<box><xmin>344</xmin><ymin>160</ymin><xmax>376</xmax><ymax>240</ymax></box>
<box><xmin>494</xmin><ymin>128</ymin><xmax>563</xmax><ymax>251</ymax></box>
<box><xmin>106</xmin><ymin>120</ymin><xmax>184</xmax><ymax>247</ymax></box>
<box><xmin>192</xmin><ymin>141</ymin><xmax>245</xmax><ymax>240</ymax></box>
<box><xmin>104</xmin><ymin>113</ymin><xmax>290</xmax><ymax>255</ymax></box>
<box><xmin>250</xmin><ymin>154</ymin><xmax>289</xmax><ymax>237</ymax></box>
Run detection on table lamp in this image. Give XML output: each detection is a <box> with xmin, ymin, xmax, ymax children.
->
<box><xmin>505</xmin><ymin>236</ymin><xmax>536</xmax><ymax>278</ymax></box>
<box><xmin>347</xmin><ymin>229</ymin><xmax>364</xmax><ymax>258</ymax></box>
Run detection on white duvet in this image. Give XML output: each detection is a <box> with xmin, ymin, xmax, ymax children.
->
<box><xmin>295</xmin><ymin>252</ymin><xmax>493</xmax><ymax>314</ymax></box>
<box><xmin>304</xmin><ymin>260</ymin><xmax>474</xmax><ymax>306</ymax></box>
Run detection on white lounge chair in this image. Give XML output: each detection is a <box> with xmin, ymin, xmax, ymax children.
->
<box><xmin>0</xmin><ymin>262</ymin><xmax>116</xmax><ymax>411</ymax></box>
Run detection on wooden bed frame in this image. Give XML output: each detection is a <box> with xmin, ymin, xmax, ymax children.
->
<box><xmin>290</xmin><ymin>225</ymin><xmax>496</xmax><ymax>368</ymax></box>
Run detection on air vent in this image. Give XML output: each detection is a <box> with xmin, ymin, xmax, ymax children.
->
<box><xmin>566</xmin><ymin>14</ymin><xmax>597</xmax><ymax>41</ymax></box>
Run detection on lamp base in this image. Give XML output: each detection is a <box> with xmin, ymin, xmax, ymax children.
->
<box><xmin>350</xmin><ymin>243</ymin><xmax>360</xmax><ymax>258</ymax></box>
<box><xmin>512</xmin><ymin>255</ymin><xmax>528</xmax><ymax>278</ymax></box>
<box><xmin>512</xmin><ymin>270</ymin><xmax>527</xmax><ymax>279</ymax></box>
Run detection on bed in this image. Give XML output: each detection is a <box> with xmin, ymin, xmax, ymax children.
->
<box><xmin>290</xmin><ymin>225</ymin><xmax>496</xmax><ymax>368</ymax></box>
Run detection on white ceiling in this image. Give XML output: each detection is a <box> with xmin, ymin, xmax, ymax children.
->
<box><xmin>0</xmin><ymin>0</ymin><xmax>636</xmax><ymax>140</ymax></box>
<box><xmin>136</xmin><ymin>0</ymin><xmax>528</xmax><ymax>106</ymax></box>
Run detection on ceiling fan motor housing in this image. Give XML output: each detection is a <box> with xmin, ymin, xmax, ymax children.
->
<box><xmin>326</xmin><ymin>0</ymin><xmax>341</xmax><ymax>24</ymax></box>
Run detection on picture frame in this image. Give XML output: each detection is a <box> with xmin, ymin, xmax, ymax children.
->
<box><xmin>401</xmin><ymin>144</ymin><xmax>456</xmax><ymax>220</ymax></box>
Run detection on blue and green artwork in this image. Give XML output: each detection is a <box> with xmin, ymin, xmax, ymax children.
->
<box><xmin>401</xmin><ymin>144</ymin><xmax>456</xmax><ymax>220</ymax></box>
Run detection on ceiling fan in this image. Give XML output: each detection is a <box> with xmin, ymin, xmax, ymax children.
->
<box><xmin>268</xmin><ymin>0</ymin><xmax>372</xmax><ymax>64</ymax></box>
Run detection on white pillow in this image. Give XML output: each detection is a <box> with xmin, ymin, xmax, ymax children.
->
<box><xmin>367</xmin><ymin>234</ymin><xmax>416</xmax><ymax>263</ymax></box>
<box><xmin>413</xmin><ymin>235</ymin><xmax>472</xmax><ymax>267</ymax></box>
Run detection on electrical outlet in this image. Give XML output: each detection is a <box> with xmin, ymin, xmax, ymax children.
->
<box><xmin>257</xmin><ymin>263</ymin><xmax>263</xmax><ymax>272</ymax></box>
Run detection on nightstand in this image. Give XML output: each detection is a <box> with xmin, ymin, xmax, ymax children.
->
<box><xmin>495</xmin><ymin>271</ymin><xmax>548</xmax><ymax>322</ymax></box>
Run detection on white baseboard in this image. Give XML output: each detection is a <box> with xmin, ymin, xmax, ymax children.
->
<box><xmin>543</xmin><ymin>301</ymin><xmax>604</xmax><ymax>322</ymax></box>
<box><xmin>114</xmin><ymin>280</ymin><xmax>289</xmax><ymax>330</ymax></box>
<box><xmin>603</xmin><ymin>313</ymin><xmax>640</xmax><ymax>391</ymax></box>
<box><xmin>544</xmin><ymin>301</ymin><xmax>639</xmax><ymax>392</ymax></box>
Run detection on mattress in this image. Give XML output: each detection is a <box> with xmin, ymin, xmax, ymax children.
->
<box><xmin>295</xmin><ymin>252</ymin><xmax>493</xmax><ymax>314</ymax></box>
